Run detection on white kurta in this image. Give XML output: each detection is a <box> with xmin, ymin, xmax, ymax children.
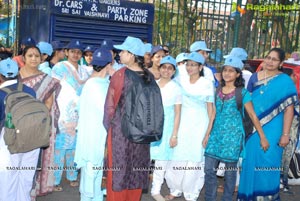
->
<box><xmin>165</xmin><ymin>76</ymin><xmax>214</xmax><ymax>200</ymax></box>
<box><xmin>172</xmin><ymin>76</ymin><xmax>214</xmax><ymax>162</ymax></box>
<box><xmin>150</xmin><ymin>80</ymin><xmax>182</xmax><ymax>160</ymax></box>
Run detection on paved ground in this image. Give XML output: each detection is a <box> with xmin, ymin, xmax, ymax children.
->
<box><xmin>37</xmin><ymin>176</ymin><xmax>300</xmax><ymax>201</ymax></box>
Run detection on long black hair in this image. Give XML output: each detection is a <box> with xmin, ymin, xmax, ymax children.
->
<box><xmin>134</xmin><ymin>54</ymin><xmax>152</xmax><ymax>84</ymax></box>
<box><xmin>199</xmin><ymin>65</ymin><xmax>204</xmax><ymax>77</ymax></box>
<box><xmin>220</xmin><ymin>67</ymin><xmax>244</xmax><ymax>88</ymax></box>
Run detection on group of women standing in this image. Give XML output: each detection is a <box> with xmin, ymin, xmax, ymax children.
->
<box><xmin>99</xmin><ymin>36</ymin><xmax>298</xmax><ymax>201</ymax></box>
<box><xmin>2</xmin><ymin>35</ymin><xmax>297</xmax><ymax>201</ymax></box>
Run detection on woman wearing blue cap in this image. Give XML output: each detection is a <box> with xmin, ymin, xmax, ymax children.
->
<box><xmin>103</xmin><ymin>36</ymin><xmax>158</xmax><ymax>201</ymax></box>
<box><xmin>150</xmin><ymin>56</ymin><xmax>182</xmax><ymax>201</ymax></box>
<box><xmin>204</xmin><ymin>56</ymin><xmax>267</xmax><ymax>201</ymax></box>
<box><xmin>51</xmin><ymin>39</ymin><xmax>90</xmax><ymax>191</ymax></box>
<box><xmin>238</xmin><ymin>48</ymin><xmax>297</xmax><ymax>200</ymax></box>
<box><xmin>74</xmin><ymin>48</ymin><xmax>113</xmax><ymax>201</ymax></box>
<box><xmin>18</xmin><ymin>45</ymin><xmax>61</xmax><ymax>198</ymax></box>
<box><xmin>165</xmin><ymin>52</ymin><xmax>214</xmax><ymax>201</ymax></box>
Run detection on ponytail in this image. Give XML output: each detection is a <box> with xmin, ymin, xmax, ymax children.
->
<box><xmin>199</xmin><ymin>67</ymin><xmax>204</xmax><ymax>77</ymax></box>
<box><xmin>134</xmin><ymin>55</ymin><xmax>152</xmax><ymax>84</ymax></box>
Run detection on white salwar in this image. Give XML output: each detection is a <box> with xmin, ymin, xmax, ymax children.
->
<box><xmin>0</xmin><ymin>129</ymin><xmax>40</xmax><ymax>201</ymax></box>
<box><xmin>0</xmin><ymin>80</ymin><xmax>40</xmax><ymax>201</ymax></box>
<box><xmin>167</xmin><ymin>75</ymin><xmax>214</xmax><ymax>201</ymax></box>
<box><xmin>165</xmin><ymin>161</ymin><xmax>205</xmax><ymax>201</ymax></box>
<box><xmin>151</xmin><ymin>160</ymin><xmax>169</xmax><ymax>196</ymax></box>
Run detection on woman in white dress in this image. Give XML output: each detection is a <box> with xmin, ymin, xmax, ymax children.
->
<box><xmin>165</xmin><ymin>52</ymin><xmax>215</xmax><ymax>201</ymax></box>
<box><xmin>150</xmin><ymin>56</ymin><xmax>182</xmax><ymax>201</ymax></box>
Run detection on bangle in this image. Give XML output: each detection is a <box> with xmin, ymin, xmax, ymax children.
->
<box><xmin>283</xmin><ymin>133</ymin><xmax>289</xmax><ymax>137</ymax></box>
<box><xmin>171</xmin><ymin>135</ymin><xmax>178</xmax><ymax>139</ymax></box>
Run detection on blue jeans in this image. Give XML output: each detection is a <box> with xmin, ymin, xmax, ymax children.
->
<box><xmin>204</xmin><ymin>156</ymin><xmax>237</xmax><ymax>201</ymax></box>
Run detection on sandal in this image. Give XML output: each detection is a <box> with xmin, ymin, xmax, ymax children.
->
<box><xmin>70</xmin><ymin>181</ymin><xmax>79</xmax><ymax>187</ymax></box>
<box><xmin>217</xmin><ymin>185</ymin><xmax>224</xmax><ymax>193</ymax></box>
<box><xmin>53</xmin><ymin>185</ymin><xmax>63</xmax><ymax>192</ymax></box>
<box><xmin>165</xmin><ymin>194</ymin><xmax>175</xmax><ymax>201</ymax></box>
<box><xmin>217</xmin><ymin>185</ymin><xmax>238</xmax><ymax>193</ymax></box>
<box><xmin>152</xmin><ymin>194</ymin><xmax>165</xmax><ymax>201</ymax></box>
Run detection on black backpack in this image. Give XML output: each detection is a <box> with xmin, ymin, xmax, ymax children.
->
<box><xmin>235</xmin><ymin>87</ymin><xmax>254</xmax><ymax>139</ymax></box>
<box><xmin>121</xmin><ymin>70</ymin><xmax>164</xmax><ymax>144</ymax></box>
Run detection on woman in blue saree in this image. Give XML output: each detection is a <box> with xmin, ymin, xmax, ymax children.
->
<box><xmin>238</xmin><ymin>48</ymin><xmax>298</xmax><ymax>200</ymax></box>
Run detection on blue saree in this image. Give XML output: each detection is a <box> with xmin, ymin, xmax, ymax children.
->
<box><xmin>237</xmin><ymin>73</ymin><xmax>298</xmax><ymax>201</ymax></box>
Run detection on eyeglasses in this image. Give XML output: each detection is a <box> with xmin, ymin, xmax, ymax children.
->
<box><xmin>186</xmin><ymin>63</ymin><xmax>199</xmax><ymax>67</ymax></box>
<box><xmin>265</xmin><ymin>56</ymin><xmax>280</xmax><ymax>62</ymax></box>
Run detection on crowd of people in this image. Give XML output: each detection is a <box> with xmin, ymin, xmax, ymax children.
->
<box><xmin>0</xmin><ymin>35</ymin><xmax>299</xmax><ymax>201</ymax></box>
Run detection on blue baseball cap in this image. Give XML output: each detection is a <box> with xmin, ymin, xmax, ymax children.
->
<box><xmin>84</xmin><ymin>45</ymin><xmax>96</xmax><ymax>53</ymax></box>
<box><xmin>65</xmin><ymin>39</ymin><xmax>84</xmax><ymax>51</ymax></box>
<box><xmin>21</xmin><ymin>36</ymin><xmax>36</xmax><ymax>46</ymax></box>
<box><xmin>223</xmin><ymin>56</ymin><xmax>244</xmax><ymax>69</ymax></box>
<box><xmin>186</xmin><ymin>52</ymin><xmax>205</xmax><ymax>64</ymax></box>
<box><xmin>145</xmin><ymin>43</ymin><xmax>152</xmax><ymax>53</ymax></box>
<box><xmin>100</xmin><ymin>39</ymin><xmax>115</xmax><ymax>50</ymax></box>
<box><xmin>0</xmin><ymin>58</ymin><xmax>19</xmax><ymax>78</ymax></box>
<box><xmin>176</xmin><ymin>52</ymin><xmax>188</xmax><ymax>63</ymax></box>
<box><xmin>51</xmin><ymin>41</ymin><xmax>65</xmax><ymax>50</ymax></box>
<box><xmin>90</xmin><ymin>48</ymin><xmax>112</xmax><ymax>66</ymax></box>
<box><xmin>190</xmin><ymin>41</ymin><xmax>212</xmax><ymax>52</ymax></box>
<box><xmin>150</xmin><ymin>45</ymin><xmax>165</xmax><ymax>56</ymax></box>
<box><xmin>224</xmin><ymin>47</ymin><xmax>248</xmax><ymax>61</ymax></box>
<box><xmin>160</xmin><ymin>55</ymin><xmax>177</xmax><ymax>68</ymax></box>
<box><xmin>114</xmin><ymin>36</ymin><xmax>146</xmax><ymax>57</ymax></box>
<box><xmin>37</xmin><ymin>41</ymin><xmax>53</xmax><ymax>56</ymax></box>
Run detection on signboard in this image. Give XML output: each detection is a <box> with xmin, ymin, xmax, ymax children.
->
<box><xmin>51</xmin><ymin>0</ymin><xmax>154</xmax><ymax>24</ymax></box>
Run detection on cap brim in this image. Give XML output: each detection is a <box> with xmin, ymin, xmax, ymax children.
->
<box><xmin>91</xmin><ymin>60</ymin><xmax>109</xmax><ymax>66</ymax></box>
<box><xmin>193</xmin><ymin>48</ymin><xmax>212</xmax><ymax>53</ymax></box>
<box><xmin>113</xmin><ymin>44</ymin><xmax>126</xmax><ymax>51</ymax></box>
<box><xmin>203</xmin><ymin>48</ymin><xmax>212</xmax><ymax>53</ymax></box>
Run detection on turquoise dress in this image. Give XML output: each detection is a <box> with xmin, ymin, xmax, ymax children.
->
<box><xmin>238</xmin><ymin>73</ymin><xmax>298</xmax><ymax>200</ymax></box>
<box><xmin>205</xmin><ymin>88</ymin><xmax>251</xmax><ymax>162</ymax></box>
<box><xmin>52</xmin><ymin>61</ymin><xmax>89</xmax><ymax>149</ymax></box>
<box><xmin>150</xmin><ymin>80</ymin><xmax>182</xmax><ymax>160</ymax></box>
